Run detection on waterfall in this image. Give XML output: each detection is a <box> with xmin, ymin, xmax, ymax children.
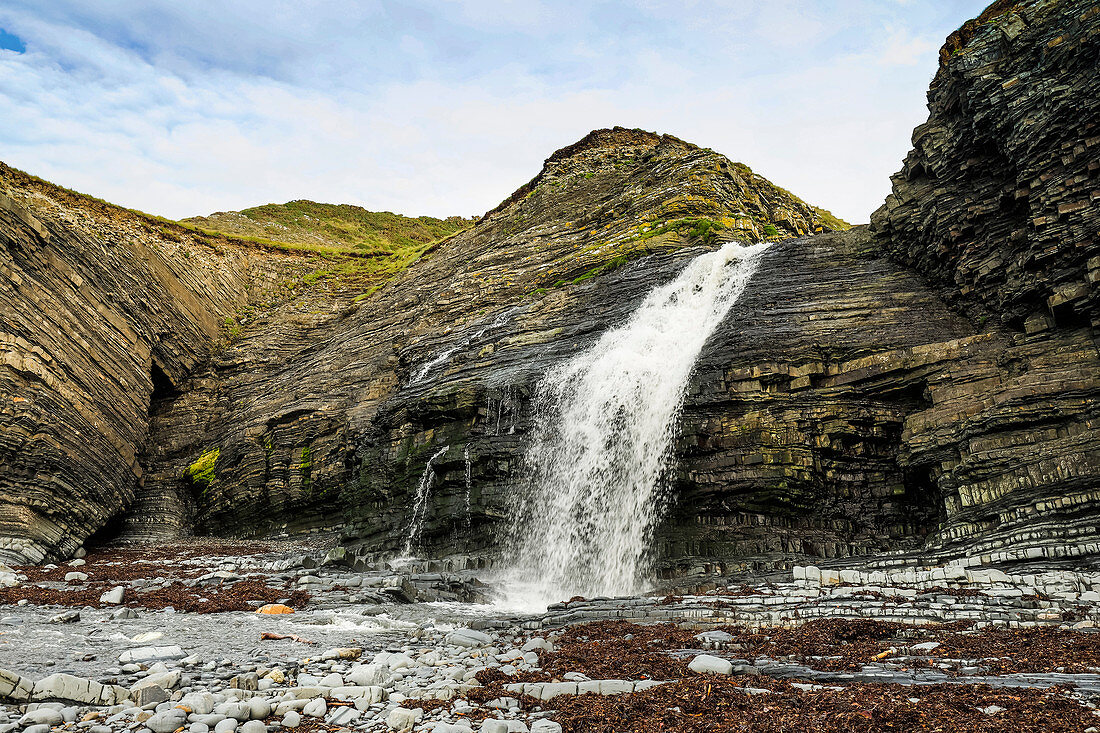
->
<box><xmin>401</xmin><ymin>446</ymin><xmax>449</xmax><ymax>557</ymax></box>
<box><xmin>503</xmin><ymin>241</ymin><xmax>769</xmax><ymax>609</ymax></box>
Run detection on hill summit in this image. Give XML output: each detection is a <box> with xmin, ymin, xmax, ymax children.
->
<box><xmin>184</xmin><ymin>200</ymin><xmax>474</xmax><ymax>255</ymax></box>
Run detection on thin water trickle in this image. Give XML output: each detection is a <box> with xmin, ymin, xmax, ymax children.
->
<box><xmin>463</xmin><ymin>444</ymin><xmax>473</xmax><ymax>530</ymax></box>
<box><xmin>402</xmin><ymin>446</ymin><xmax>449</xmax><ymax>556</ymax></box>
<box><xmin>411</xmin><ymin>307</ymin><xmax>519</xmax><ymax>384</ymax></box>
<box><xmin>502</xmin><ymin>242</ymin><xmax>770</xmax><ymax>611</ymax></box>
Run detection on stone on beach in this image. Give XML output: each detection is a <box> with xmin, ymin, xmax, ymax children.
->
<box><xmin>688</xmin><ymin>654</ymin><xmax>734</xmax><ymax>676</ymax></box>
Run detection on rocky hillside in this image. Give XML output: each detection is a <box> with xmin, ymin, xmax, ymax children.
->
<box><xmin>0</xmin><ymin>129</ymin><xmax>844</xmax><ymax>565</ymax></box>
<box><xmin>0</xmin><ymin>0</ymin><xmax>1096</xmax><ymax>578</ymax></box>
<box><xmin>184</xmin><ymin>201</ymin><xmax>473</xmax><ymax>256</ymax></box>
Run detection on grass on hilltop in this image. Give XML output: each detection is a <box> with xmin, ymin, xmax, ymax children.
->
<box><xmin>184</xmin><ymin>200</ymin><xmax>474</xmax><ymax>256</ymax></box>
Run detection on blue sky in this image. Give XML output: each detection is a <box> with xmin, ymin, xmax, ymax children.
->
<box><xmin>0</xmin><ymin>1</ymin><xmax>988</xmax><ymax>223</ymax></box>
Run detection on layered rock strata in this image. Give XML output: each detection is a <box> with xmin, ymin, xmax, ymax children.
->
<box><xmin>0</xmin><ymin>166</ymin><xmax>324</xmax><ymax>563</ymax></box>
<box><xmin>871</xmin><ymin>0</ymin><xmax>1099</xmax><ymax>329</ymax></box>
<box><xmin>1</xmin><ymin>1</ymin><xmax>1097</xmax><ymax>574</ymax></box>
<box><xmin>0</xmin><ymin>131</ymin><xmax>837</xmax><ymax>563</ymax></box>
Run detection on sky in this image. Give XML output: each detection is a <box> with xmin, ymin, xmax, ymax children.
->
<box><xmin>0</xmin><ymin>1</ymin><xmax>989</xmax><ymax>224</ymax></box>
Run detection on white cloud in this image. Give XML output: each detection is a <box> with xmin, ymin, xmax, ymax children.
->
<box><xmin>0</xmin><ymin>1</ymin><xmax>989</xmax><ymax>224</ymax></box>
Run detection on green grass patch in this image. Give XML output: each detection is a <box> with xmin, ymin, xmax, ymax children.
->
<box><xmin>184</xmin><ymin>448</ymin><xmax>219</xmax><ymax>490</ymax></box>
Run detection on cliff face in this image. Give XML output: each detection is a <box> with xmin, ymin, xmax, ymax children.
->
<box><xmin>0</xmin><ymin>130</ymin><xmax>838</xmax><ymax>564</ymax></box>
<box><xmin>871</xmin><ymin>0</ymin><xmax>1099</xmax><ymax>329</ymax></box>
<box><xmin>662</xmin><ymin>0</ymin><xmax>1100</xmax><ymax>571</ymax></box>
<box><xmin>1</xmin><ymin>0</ymin><xmax>1097</xmax><ymax>574</ymax></box>
<box><xmin>0</xmin><ymin>166</ymin><xmax>311</xmax><ymax>563</ymax></box>
<box><xmin>137</xmin><ymin>129</ymin><xmax>839</xmax><ymax>555</ymax></box>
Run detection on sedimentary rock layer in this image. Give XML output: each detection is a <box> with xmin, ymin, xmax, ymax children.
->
<box><xmin>1</xmin><ymin>1</ymin><xmax>1097</xmax><ymax>574</ymax></box>
<box><xmin>0</xmin><ymin>130</ymin><xmax>836</xmax><ymax>563</ymax></box>
<box><xmin>870</xmin><ymin>0</ymin><xmax>1100</xmax><ymax>330</ymax></box>
<box><xmin>0</xmin><ymin>166</ymin><xmax>312</xmax><ymax>563</ymax></box>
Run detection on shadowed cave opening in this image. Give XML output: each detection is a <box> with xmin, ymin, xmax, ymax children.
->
<box><xmin>902</xmin><ymin>464</ymin><xmax>947</xmax><ymax>537</ymax></box>
<box><xmin>83</xmin><ymin>511</ymin><xmax>128</xmax><ymax>551</ymax></box>
<box><xmin>150</xmin><ymin>360</ymin><xmax>180</xmax><ymax>405</ymax></box>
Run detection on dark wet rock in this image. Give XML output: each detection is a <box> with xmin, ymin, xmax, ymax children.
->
<box><xmin>0</xmin><ymin>0</ymin><xmax>1097</xmax><ymax>582</ymax></box>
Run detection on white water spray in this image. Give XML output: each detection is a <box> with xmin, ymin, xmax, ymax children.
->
<box><xmin>503</xmin><ymin>242</ymin><xmax>769</xmax><ymax>610</ymax></box>
<box><xmin>463</xmin><ymin>444</ymin><xmax>473</xmax><ymax>530</ymax></box>
<box><xmin>402</xmin><ymin>446</ymin><xmax>449</xmax><ymax>556</ymax></box>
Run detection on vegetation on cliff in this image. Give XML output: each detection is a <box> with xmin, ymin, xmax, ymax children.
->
<box><xmin>184</xmin><ymin>201</ymin><xmax>474</xmax><ymax>256</ymax></box>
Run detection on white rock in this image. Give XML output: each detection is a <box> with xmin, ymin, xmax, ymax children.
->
<box><xmin>118</xmin><ymin>646</ymin><xmax>186</xmax><ymax>664</ymax></box>
<box><xmin>19</xmin><ymin>709</ymin><xmax>63</xmax><ymax>727</ymax></box>
<box><xmin>247</xmin><ymin>698</ymin><xmax>271</xmax><ymax>720</ymax></box>
<box><xmin>99</xmin><ymin>586</ymin><xmax>125</xmax><ymax>604</ymax></box>
<box><xmin>597</xmin><ymin>680</ymin><xmax>635</xmax><ymax>695</ymax></box>
<box><xmin>145</xmin><ymin>709</ymin><xmax>187</xmax><ymax>733</ymax></box>
<box><xmin>694</xmin><ymin>630</ymin><xmax>733</xmax><ymax>646</ymax></box>
<box><xmin>537</xmin><ymin>682</ymin><xmax>578</xmax><ymax>700</ymax></box>
<box><xmin>329</xmin><ymin>686</ymin><xmax>386</xmax><ymax>703</ymax></box>
<box><xmin>387</xmin><ymin>653</ymin><xmax>416</xmax><ymax>670</ymax></box>
<box><xmin>910</xmin><ymin>642</ymin><xmax>940</xmax><ymax>653</ymax></box>
<box><xmin>0</xmin><ymin>668</ymin><xmax>33</xmax><ymax>701</ymax></box>
<box><xmin>240</xmin><ymin>721</ymin><xmax>266</xmax><ymax>733</ymax></box>
<box><xmin>180</xmin><ymin>692</ymin><xmax>216</xmax><ymax>715</ymax></box>
<box><xmin>318</xmin><ymin>672</ymin><xmax>343</xmax><ymax>688</ymax></box>
<box><xmin>215</xmin><ymin>702</ymin><xmax>251</xmax><ymax>722</ymax></box>
<box><xmin>133</xmin><ymin>670</ymin><xmax>181</xmax><ymax>692</ymax></box>
<box><xmin>446</xmin><ymin>629</ymin><xmax>493</xmax><ymax>648</ymax></box>
<box><xmin>302</xmin><ymin>698</ymin><xmax>327</xmax><ymax>718</ymax></box>
<box><xmin>520</xmin><ymin>638</ymin><xmax>551</xmax><ymax>653</ymax></box>
<box><xmin>530</xmin><ymin>722</ymin><xmax>562</xmax><ymax>733</ymax></box>
<box><xmin>325</xmin><ymin>707</ymin><xmax>359</xmax><ymax>726</ymax></box>
<box><xmin>64</xmin><ymin>572</ymin><xmax>89</xmax><ymax>582</ymax></box>
<box><xmin>385</xmin><ymin>707</ymin><xmax>422</xmax><ymax>732</ymax></box>
<box><xmin>32</xmin><ymin>673</ymin><xmax>130</xmax><ymax>705</ymax></box>
<box><xmin>839</xmin><ymin>569</ymin><xmax>861</xmax><ymax>584</ymax></box>
<box><xmin>213</xmin><ymin>719</ymin><xmax>238</xmax><ymax>733</ymax></box>
<box><xmin>347</xmin><ymin>664</ymin><xmax>385</xmax><ymax>686</ymax></box>
<box><xmin>688</xmin><ymin>654</ymin><xmax>734</xmax><ymax>675</ymax></box>
<box><xmin>281</xmin><ymin>711</ymin><xmax>301</xmax><ymax>729</ymax></box>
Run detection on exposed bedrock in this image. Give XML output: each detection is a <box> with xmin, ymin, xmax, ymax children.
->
<box><xmin>0</xmin><ymin>167</ymin><xmax>310</xmax><ymax>564</ymax></box>
<box><xmin>125</xmin><ymin>130</ymin><xmax>834</xmax><ymax>558</ymax></box>
<box><xmin>870</xmin><ymin>0</ymin><xmax>1100</xmax><ymax>330</ymax></box>
<box><xmin>1</xmin><ymin>0</ymin><xmax>1097</xmax><ymax>574</ymax></box>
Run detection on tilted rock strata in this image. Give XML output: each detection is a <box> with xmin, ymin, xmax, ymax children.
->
<box><xmin>2</xmin><ymin>0</ymin><xmax>1099</xmax><ymax>576</ymax></box>
<box><xmin>0</xmin><ymin>165</ymin><xmax>318</xmax><ymax>563</ymax></box>
<box><xmin>129</xmin><ymin>129</ymin><xmax>839</xmax><ymax>553</ymax></box>
<box><xmin>670</xmin><ymin>228</ymin><xmax>1100</xmax><ymax>572</ymax></box>
<box><xmin>870</xmin><ymin>0</ymin><xmax>1100</xmax><ymax>330</ymax></box>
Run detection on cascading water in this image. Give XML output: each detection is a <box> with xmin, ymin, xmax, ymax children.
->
<box><xmin>502</xmin><ymin>241</ymin><xmax>770</xmax><ymax>610</ymax></box>
<box><xmin>411</xmin><ymin>306</ymin><xmax>519</xmax><ymax>384</ymax></box>
<box><xmin>401</xmin><ymin>446</ymin><xmax>449</xmax><ymax>557</ymax></box>
<box><xmin>463</xmin><ymin>444</ymin><xmax>473</xmax><ymax>530</ymax></box>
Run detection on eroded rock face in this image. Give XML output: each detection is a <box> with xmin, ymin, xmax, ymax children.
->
<box><xmin>1</xmin><ymin>0</ymin><xmax>1098</xmax><ymax>575</ymax></box>
<box><xmin>0</xmin><ymin>166</ymin><xmax>318</xmax><ymax>563</ymax></box>
<box><xmin>668</xmin><ymin>228</ymin><xmax>1100</xmax><ymax>574</ymax></box>
<box><xmin>870</xmin><ymin>0</ymin><xmax>1100</xmax><ymax>329</ymax></box>
<box><xmin>119</xmin><ymin>129</ymin><xmax>838</xmax><ymax>556</ymax></box>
